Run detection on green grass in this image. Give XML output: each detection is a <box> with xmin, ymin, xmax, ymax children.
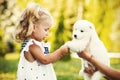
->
<box><xmin>0</xmin><ymin>53</ymin><xmax>120</xmax><ymax>80</ymax></box>
<box><xmin>54</xmin><ymin>59</ymin><xmax>83</xmax><ymax>80</ymax></box>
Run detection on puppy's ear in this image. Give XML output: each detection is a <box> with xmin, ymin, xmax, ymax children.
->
<box><xmin>88</xmin><ymin>21</ymin><xmax>95</xmax><ymax>30</ymax></box>
<box><xmin>89</xmin><ymin>24</ymin><xmax>95</xmax><ymax>30</ymax></box>
<box><xmin>89</xmin><ymin>26</ymin><xmax>92</xmax><ymax>29</ymax></box>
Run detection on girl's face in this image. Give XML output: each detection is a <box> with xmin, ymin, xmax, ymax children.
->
<box><xmin>32</xmin><ymin>19</ymin><xmax>51</xmax><ymax>42</ymax></box>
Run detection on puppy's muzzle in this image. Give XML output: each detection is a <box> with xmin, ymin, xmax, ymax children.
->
<box><xmin>74</xmin><ymin>34</ymin><xmax>77</xmax><ymax>38</ymax></box>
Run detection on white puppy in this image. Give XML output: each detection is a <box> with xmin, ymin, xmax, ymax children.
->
<box><xmin>65</xmin><ymin>20</ymin><xmax>110</xmax><ymax>80</ymax></box>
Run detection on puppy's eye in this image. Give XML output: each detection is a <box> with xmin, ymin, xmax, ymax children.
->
<box><xmin>80</xmin><ymin>30</ymin><xmax>84</xmax><ymax>32</ymax></box>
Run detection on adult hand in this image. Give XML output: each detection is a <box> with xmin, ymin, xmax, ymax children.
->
<box><xmin>77</xmin><ymin>40</ymin><xmax>96</xmax><ymax>75</ymax></box>
<box><xmin>84</xmin><ymin>64</ymin><xmax>97</xmax><ymax>75</ymax></box>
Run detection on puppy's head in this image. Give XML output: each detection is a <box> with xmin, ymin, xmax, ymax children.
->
<box><xmin>72</xmin><ymin>20</ymin><xmax>95</xmax><ymax>40</ymax></box>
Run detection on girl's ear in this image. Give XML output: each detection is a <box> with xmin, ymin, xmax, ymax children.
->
<box><xmin>33</xmin><ymin>25</ymin><xmax>36</xmax><ymax>32</ymax></box>
<box><xmin>26</xmin><ymin>20</ymin><xmax>34</xmax><ymax>36</ymax></box>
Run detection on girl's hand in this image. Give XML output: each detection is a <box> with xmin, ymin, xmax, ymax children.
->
<box><xmin>60</xmin><ymin>45</ymin><xmax>70</xmax><ymax>55</ymax></box>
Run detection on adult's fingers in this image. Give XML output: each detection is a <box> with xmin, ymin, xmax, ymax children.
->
<box><xmin>84</xmin><ymin>64</ymin><xmax>96</xmax><ymax>75</ymax></box>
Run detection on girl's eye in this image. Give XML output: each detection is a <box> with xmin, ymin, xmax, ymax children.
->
<box><xmin>80</xmin><ymin>30</ymin><xmax>84</xmax><ymax>32</ymax></box>
<box><xmin>45</xmin><ymin>28</ymin><xmax>49</xmax><ymax>31</ymax></box>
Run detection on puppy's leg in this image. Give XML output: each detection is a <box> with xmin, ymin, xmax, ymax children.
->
<box><xmin>79</xmin><ymin>59</ymin><xmax>92</xmax><ymax>80</ymax></box>
<box><xmin>91</xmin><ymin>71</ymin><xmax>104</xmax><ymax>80</ymax></box>
<box><xmin>79</xmin><ymin>59</ymin><xmax>84</xmax><ymax>76</ymax></box>
<box><xmin>84</xmin><ymin>73</ymin><xmax>91</xmax><ymax>80</ymax></box>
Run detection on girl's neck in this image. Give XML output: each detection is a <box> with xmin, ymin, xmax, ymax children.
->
<box><xmin>28</xmin><ymin>35</ymin><xmax>43</xmax><ymax>42</ymax></box>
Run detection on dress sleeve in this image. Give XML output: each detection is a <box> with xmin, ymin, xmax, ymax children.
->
<box><xmin>23</xmin><ymin>40</ymin><xmax>33</xmax><ymax>52</ymax></box>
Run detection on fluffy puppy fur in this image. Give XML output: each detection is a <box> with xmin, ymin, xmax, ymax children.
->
<box><xmin>65</xmin><ymin>20</ymin><xmax>110</xmax><ymax>80</ymax></box>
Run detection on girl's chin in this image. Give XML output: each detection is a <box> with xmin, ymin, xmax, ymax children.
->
<box><xmin>37</xmin><ymin>37</ymin><xmax>46</xmax><ymax>42</ymax></box>
<box><xmin>36</xmin><ymin>38</ymin><xmax>43</xmax><ymax>42</ymax></box>
<box><xmin>40</xmin><ymin>38</ymin><xmax>45</xmax><ymax>41</ymax></box>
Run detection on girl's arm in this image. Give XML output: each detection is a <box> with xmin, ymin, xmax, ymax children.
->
<box><xmin>29</xmin><ymin>43</ymin><xmax>69</xmax><ymax>64</ymax></box>
<box><xmin>77</xmin><ymin>52</ymin><xmax>120</xmax><ymax>80</ymax></box>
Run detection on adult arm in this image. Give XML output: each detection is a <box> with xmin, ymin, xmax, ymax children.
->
<box><xmin>77</xmin><ymin>52</ymin><xmax>120</xmax><ymax>80</ymax></box>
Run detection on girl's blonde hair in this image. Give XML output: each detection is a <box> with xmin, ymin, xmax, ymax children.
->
<box><xmin>15</xmin><ymin>3</ymin><xmax>54</xmax><ymax>42</ymax></box>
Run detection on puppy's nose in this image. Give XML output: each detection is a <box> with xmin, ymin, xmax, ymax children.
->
<box><xmin>74</xmin><ymin>34</ymin><xmax>77</xmax><ymax>38</ymax></box>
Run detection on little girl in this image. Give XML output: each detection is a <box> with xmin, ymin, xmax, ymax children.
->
<box><xmin>15</xmin><ymin>3</ymin><xmax>69</xmax><ymax>80</ymax></box>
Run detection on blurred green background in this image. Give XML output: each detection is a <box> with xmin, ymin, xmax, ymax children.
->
<box><xmin>0</xmin><ymin>0</ymin><xmax>120</xmax><ymax>80</ymax></box>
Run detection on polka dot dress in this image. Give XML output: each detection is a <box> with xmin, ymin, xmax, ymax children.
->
<box><xmin>16</xmin><ymin>39</ymin><xmax>57</xmax><ymax>80</ymax></box>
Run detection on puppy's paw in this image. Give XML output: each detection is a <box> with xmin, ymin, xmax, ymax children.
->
<box><xmin>65</xmin><ymin>41</ymin><xmax>74</xmax><ymax>52</ymax></box>
<box><xmin>65</xmin><ymin>41</ymin><xmax>80</xmax><ymax>53</ymax></box>
<box><xmin>65</xmin><ymin>41</ymin><xmax>71</xmax><ymax>47</ymax></box>
<box><xmin>65</xmin><ymin>41</ymin><xmax>74</xmax><ymax>51</ymax></box>
<box><xmin>79</xmin><ymin>69</ymin><xmax>84</xmax><ymax>76</ymax></box>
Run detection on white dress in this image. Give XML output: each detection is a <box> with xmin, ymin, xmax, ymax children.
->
<box><xmin>16</xmin><ymin>39</ymin><xmax>57</xmax><ymax>80</ymax></box>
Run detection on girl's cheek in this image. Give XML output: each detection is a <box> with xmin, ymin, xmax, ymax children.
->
<box><xmin>46</xmin><ymin>31</ymin><xmax>48</xmax><ymax>36</ymax></box>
